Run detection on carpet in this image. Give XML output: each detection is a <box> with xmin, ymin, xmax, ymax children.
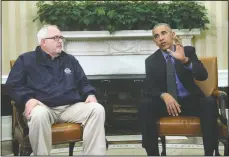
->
<box><xmin>48</xmin><ymin>144</ymin><xmax>224</xmax><ymax>156</ymax></box>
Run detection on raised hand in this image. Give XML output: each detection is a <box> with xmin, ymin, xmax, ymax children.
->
<box><xmin>167</xmin><ymin>44</ymin><xmax>188</xmax><ymax>64</ymax></box>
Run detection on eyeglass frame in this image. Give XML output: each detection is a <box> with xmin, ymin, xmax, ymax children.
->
<box><xmin>43</xmin><ymin>35</ymin><xmax>65</xmax><ymax>42</ymax></box>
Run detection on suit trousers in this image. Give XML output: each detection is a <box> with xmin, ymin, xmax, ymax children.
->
<box><xmin>25</xmin><ymin>101</ymin><xmax>106</xmax><ymax>155</ymax></box>
<box><xmin>139</xmin><ymin>94</ymin><xmax>219</xmax><ymax>156</ymax></box>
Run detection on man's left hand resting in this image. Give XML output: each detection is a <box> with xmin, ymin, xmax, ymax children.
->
<box><xmin>24</xmin><ymin>98</ymin><xmax>41</xmax><ymax>119</ymax></box>
<box><xmin>85</xmin><ymin>95</ymin><xmax>98</xmax><ymax>103</ymax></box>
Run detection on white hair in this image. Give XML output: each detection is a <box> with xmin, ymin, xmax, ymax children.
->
<box><xmin>37</xmin><ymin>24</ymin><xmax>58</xmax><ymax>45</ymax></box>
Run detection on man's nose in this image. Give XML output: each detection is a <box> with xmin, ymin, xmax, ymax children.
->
<box><xmin>58</xmin><ymin>39</ymin><xmax>63</xmax><ymax>43</ymax></box>
<box><xmin>159</xmin><ymin>36</ymin><xmax>164</xmax><ymax>41</ymax></box>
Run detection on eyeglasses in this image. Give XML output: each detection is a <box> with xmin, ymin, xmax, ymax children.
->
<box><xmin>44</xmin><ymin>35</ymin><xmax>65</xmax><ymax>42</ymax></box>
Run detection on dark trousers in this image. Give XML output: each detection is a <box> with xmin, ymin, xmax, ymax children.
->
<box><xmin>138</xmin><ymin>95</ymin><xmax>219</xmax><ymax>156</ymax></box>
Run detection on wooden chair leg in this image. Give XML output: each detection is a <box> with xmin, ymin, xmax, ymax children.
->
<box><xmin>13</xmin><ymin>140</ymin><xmax>19</xmax><ymax>156</ymax></box>
<box><xmin>69</xmin><ymin>142</ymin><xmax>75</xmax><ymax>156</ymax></box>
<box><xmin>219</xmin><ymin>137</ymin><xmax>229</xmax><ymax>156</ymax></box>
<box><xmin>19</xmin><ymin>146</ymin><xmax>32</xmax><ymax>156</ymax></box>
<box><xmin>106</xmin><ymin>138</ymin><xmax>109</xmax><ymax>150</ymax></box>
<box><xmin>160</xmin><ymin>136</ymin><xmax>166</xmax><ymax>156</ymax></box>
<box><xmin>224</xmin><ymin>142</ymin><xmax>228</xmax><ymax>156</ymax></box>
<box><xmin>214</xmin><ymin>141</ymin><xmax>220</xmax><ymax>156</ymax></box>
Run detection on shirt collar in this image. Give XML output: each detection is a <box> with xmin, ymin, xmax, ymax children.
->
<box><xmin>40</xmin><ymin>48</ymin><xmax>61</xmax><ymax>60</ymax></box>
<box><xmin>35</xmin><ymin>46</ymin><xmax>67</xmax><ymax>65</ymax></box>
<box><xmin>161</xmin><ymin>45</ymin><xmax>176</xmax><ymax>59</ymax></box>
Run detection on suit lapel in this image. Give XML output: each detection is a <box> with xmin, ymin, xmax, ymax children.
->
<box><xmin>154</xmin><ymin>50</ymin><xmax>166</xmax><ymax>80</ymax></box>
<box><xmin>174</xmin><ymin>59</ymin><xmax>182</xmax><ymax>73</ymax></box>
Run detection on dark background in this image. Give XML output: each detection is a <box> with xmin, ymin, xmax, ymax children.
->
<box><xmin>1</xmin><ymin>82</ymin><xmax>228</xmax><ymax>116</ymax></box>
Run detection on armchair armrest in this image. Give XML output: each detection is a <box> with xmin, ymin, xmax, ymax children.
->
<box><xmin>11</xmin><ymin>101</ymin><xmax>29</xmax><ymax>136</ymax></box>
<box><xmin>212</xmin><ymin>90</ymin><xmax>228</xmax><ymax>127</ymax></box>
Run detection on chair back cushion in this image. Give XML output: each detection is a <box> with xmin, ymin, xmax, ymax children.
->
<box><xmin>10</xmin><ymin>60</ymin><xmax>16</xmax><ymax>68</ymax></box>
<box><xmin>194</xmin><ymin>57</ymin><xmax>218</xmax><ymax>97</ymax></box>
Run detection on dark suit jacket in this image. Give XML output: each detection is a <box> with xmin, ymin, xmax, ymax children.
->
<box><xmin>144</xmin><ymin>46</ymin><xmax>208</xmax><ymax>98</ymax></box>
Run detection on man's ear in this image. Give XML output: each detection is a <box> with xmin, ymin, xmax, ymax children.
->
<box><xmin>152</xmin><ymin>38</ymin><xmax>156</xmax><ymax>43</ymax></box>
<box><xmin>41</xmin><ymin>39</ymin><xmax>46</xmax><ymax>47</ymax></box>
<box><xmin>172</xmin><ymin>31</ymin><xmax>176</xmax><ymax>38</ymax></box>
<box><xmin>171</xmin><ymin>32</ymin><xmax>177</xmax><ymax>43</ymax></box>
<box><xmin>152</xmin><ymin>34</ymin><xmax>156</xmax><ymax>43</ymax></box>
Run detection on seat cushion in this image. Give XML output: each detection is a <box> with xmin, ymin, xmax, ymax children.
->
<box><xmin>157</xmin><ymin>116</ymin><xmax>202</xmax><ymax>136</ymax></box>
<box><xmin>52</xmin><ymin>123</ymin><xmax>82</xmax><ymax>144</ymax></box>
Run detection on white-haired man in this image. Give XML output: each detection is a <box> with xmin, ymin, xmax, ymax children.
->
<box><xmin>6</xmin><ymin>25</ymin><xmax>107</xmax><ymax>155</ymax></box>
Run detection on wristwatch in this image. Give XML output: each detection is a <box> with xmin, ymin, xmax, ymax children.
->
<box><xmin>184</xmin><ymin>57</ymin><xmax>191</xmax><ymax>66</ymax></box>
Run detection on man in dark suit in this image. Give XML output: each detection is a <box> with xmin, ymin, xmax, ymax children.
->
<box><xmin>139</xmin><ymin>23</ymin><xmax>218</xmax><ymax>156</ymax></box>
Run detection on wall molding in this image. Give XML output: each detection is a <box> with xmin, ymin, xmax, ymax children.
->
<box><xmin>61</xmin><ymin>29</ymin><xmax>201</xmax><ymax>39</ymax></box>
<box><xmin>2</xmin><ymin>70</ymin><xmax>228</xmax><ymax>87</ymax></box>
<box><xmin>1</xmin><ymin>116</ymin><xmax>12</xmax><ymax>141</ymax></box>
<box><xmin>218</xmin><ymin>70</ymin><xmax>228</xmax><ymax>87</ymax></box>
